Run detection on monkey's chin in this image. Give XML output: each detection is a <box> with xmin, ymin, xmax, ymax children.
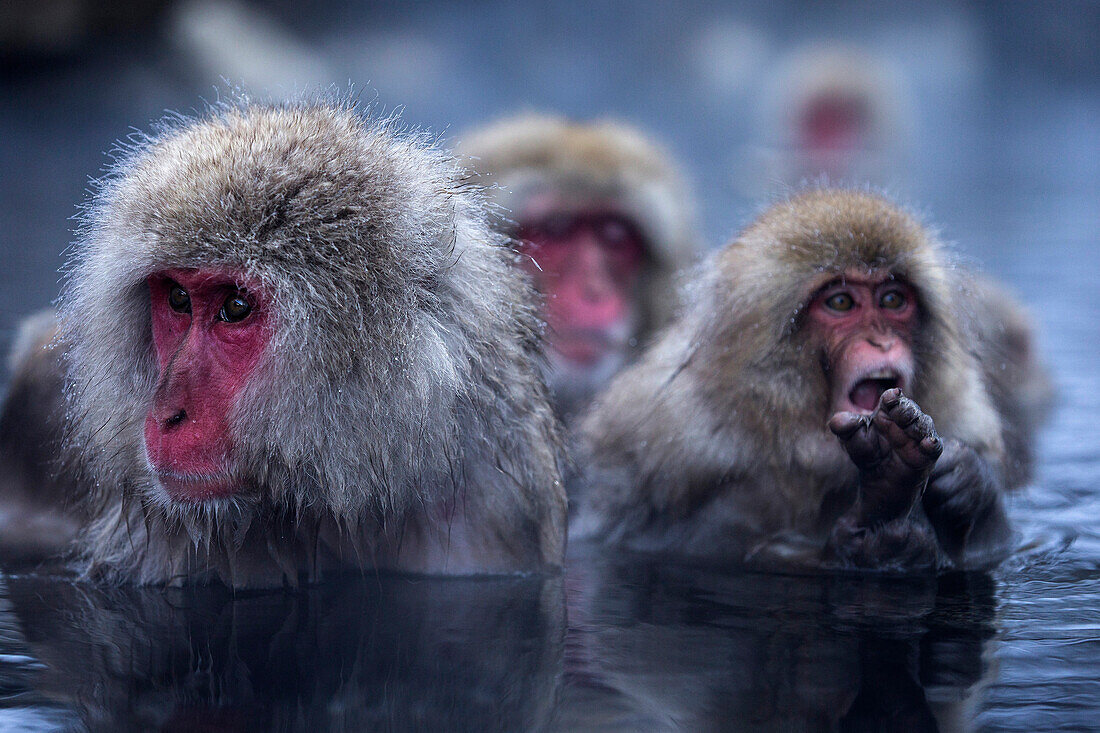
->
<box><xmin>551</xmin><ymin>333</ymin><xmax>615</xmax><ymax>366</ymax></box>
<box><xmin>152</xmin><ymin>470</ymin><xmax>242</xmax><ymax>503</ymax></box>
<box><xmin>546</xmin><ymin>344</ymin><xmax>630</xmax><ymax>415</ymax></box>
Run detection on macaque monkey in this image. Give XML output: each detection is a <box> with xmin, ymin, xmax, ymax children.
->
<box><xmin>574</xmin><ymin>189</ymin><xmax>1033</xmax><ymax>572</ymax></box>
<box><xmin>739</xmin><ymin>45</ymin><xmax>910</xmax><ymax>197</ymax></box>
<box><xmin>0</xmin><ymin>312</ymin><xmax>83</xmax><ymax>564</ymax></box>
<box><xmin>459</xmin><ymin>114</ymin><xmax>700</xmax><ymax>422</ymax></box>
<box><xmin>1</xmin><ymin>99</ymin><xmax>567</xmax><ymax>586</ymax></box>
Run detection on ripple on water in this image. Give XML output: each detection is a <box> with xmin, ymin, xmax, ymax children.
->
<box><xmin>979</xmin><ymin>540</ymin><xmax>1100</xmax><ymax>730</ymax></box>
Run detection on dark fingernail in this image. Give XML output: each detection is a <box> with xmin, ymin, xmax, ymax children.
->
<box><xmin>880</xmin><ymin>388</ymin><xmax>902</xmax><ymax>407</ymax></box>
<box><xmin>829</xmin><ymin>412</ymin><xmax>861</xmax><ymax>437</ymax></box>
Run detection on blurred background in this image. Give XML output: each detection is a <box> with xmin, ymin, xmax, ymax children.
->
<box><xmin>1</xmin><ymin>0</ymin><xmax>1097</xmax><ymax>365</ymax></box>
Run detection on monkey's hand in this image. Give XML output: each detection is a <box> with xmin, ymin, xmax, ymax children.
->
<box><xmin>923</xmin><ymin>439</ymin><xmax>1012</xmax><ymax>567</ymax></box>
<box><xmin>825</xmin><ymin>389</ymin><xmax>945</xmax><ymax>570</ymax></box>
<box><xmin>829</xmin><ymin>389</ymin><xmax>944</xmax><ymax>525</ymax></box>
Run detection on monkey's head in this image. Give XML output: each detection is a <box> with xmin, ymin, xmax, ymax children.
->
<box><xmin>60</xmin><ymin>101</ymin><xmax>522</xmax><ymax>521</ymax></box>
<box><xmin>759</xmin><ymin>45</ymin><xmax>906</xmax><ymax>184</ymax></box>
<box><xmin>459</xmin><ymin>114</ymin><xmax>699</xmax><ymax>414</ymax></box>
<box><xmin>699</xmin><ymin>189</ymin><xmax>1000</xmax><ymax>453</ymax></box>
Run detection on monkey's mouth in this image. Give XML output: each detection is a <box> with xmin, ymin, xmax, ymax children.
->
<box><xmin>845</xmin><ymin>370</ymin><xmax>905</xmax><ymax>413</ymax></box>
<box><xmin>153</xmin><ymin>468</ymin><xmax>241</xmax><ymax>503</ymax></box>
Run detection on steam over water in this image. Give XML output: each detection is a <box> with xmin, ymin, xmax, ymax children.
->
<box><xmin>0</xmin><ymin>1</ymin><xmax>1098</xmax><ymax>729</ymax></box>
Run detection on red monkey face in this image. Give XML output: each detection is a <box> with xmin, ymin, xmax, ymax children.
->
<box><xmin>806</xmin><ymin>270</ymin><xmax>918</xmax><ymax>415</ymax></box>
<box><xmin>800</xmin><ymin>93</ymin><xmax>870</xmax><ymax>154</ymax></box>
<box><xmin>144</xmin><ymin>269</ymin><xmax>271</xmax><ymax>502</ymax></box>
<box><xmin>516</xmin><ymin>212</ymin><xmax>646</xmax><ymax>367</ymax></box>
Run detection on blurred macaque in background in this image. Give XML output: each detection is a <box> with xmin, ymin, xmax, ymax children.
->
<box><xmin>460</xmin><ymin>115</ymin><xmax>701</xmax><ymax>423</ymax></box>
<box><xmin>0</xmin><ymin>0</ymin><xmax>169</xmax><ymax>58</ymax></box>
<box><xmin>0</xmin><ymin>313</ymin><xmax>82</xmax><ymax>565</ymax></box>
<box><xmin>747</xmin><ymin>44</ymin><xmax>912</xmax><ymax>192</ymax></box>
<box><xmin>1</xmin><ymin>574</ymin><xmax>564</xmax><ymax>730</ymax></box>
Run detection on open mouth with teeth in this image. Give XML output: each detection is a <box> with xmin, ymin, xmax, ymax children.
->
<box><xmin>844</xmin><ymin>369</ymin><xmax>906</xmax><ymax>413</ymax></box>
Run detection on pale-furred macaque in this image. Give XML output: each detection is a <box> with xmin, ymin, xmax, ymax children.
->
<box><xmin>573</xmin><ymin>189</ymin><xmax>1041</xmax><ymax>571</ymax></box>
<box><xmin>459</xmin><ymin>114</ymin><xmax>700</xmax><ymax>422</ymax></box>
<box><xmin>0</xmin><ymin>99</ymin><xmax>567</xmax><ymax>586</ymax></box>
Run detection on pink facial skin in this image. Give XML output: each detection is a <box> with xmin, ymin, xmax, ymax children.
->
<box><xmin>800</xmin><ymin>94</ymin><xmax>868</xmax><ymax>153</ymax></box>
<box><xmin>807</xmin><ymin>271</ymin><xmax>919</xmax><ymax>415</ymax></box>
<box><xmin>517</xmin><ymin>213</ymin><xmax>645</xmax><ymax>366</ymax></box>
<box><xmin>144</xmin><ymin>269</ymin><xmax>271</xmax><ymax>502</ymax></box>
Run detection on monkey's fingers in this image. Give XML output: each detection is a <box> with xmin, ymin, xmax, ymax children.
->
<box><xmin>829</xmin><ymin>412</ymin><xmax>889</xmax><ymax>468</ymax></box>
<box><xmin>828</xmin><ymin>411</ymin><xmax>866</xmax><ymax>440</ymax></box>
<box><xmin>874</xmin><ymin>392</ymin><xmax>943</xmax><ymax>468</ymax></box>
<box><xmin>878</xmin><ymin>386</ymin><xmax>905</xmax><ymax>411</ymax></box>
<box><xmin>925</xmin><ymin>441</ymin><xmax>995</xmax><ymax>513</ymax></box>
<box><xmin>843</xmin><ymin>391</ymin><xmax>945</xmax><ymax>526</ymax></box>
<box><xmin>929</xmin><ymin>439</ymin><xmax>964</xmax><ymax>480</ymax></box>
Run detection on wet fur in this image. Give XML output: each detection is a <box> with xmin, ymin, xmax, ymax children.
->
<box><xmin>52</xmin><ymin>97</ymin><xmax>566</xmax><ymax>585</ymax></box>
<box><xmin>458</xmin><ymin>113</ymin><xmax>700</xmax><ymax>363</ymax></box>
<box><xmin>0</xmin><ymin>313</ymin><xmax>84</xmax><ymax>562</ymax></box>
<box><xmin>572</xmin><ymin>189</ymin><xmax>1013</xmax><ymax>568</ymax></box>
<box><xmin>960</xmin><ymin>275</ymin><xmax>1053</xmax><ymax>488</ymax></box>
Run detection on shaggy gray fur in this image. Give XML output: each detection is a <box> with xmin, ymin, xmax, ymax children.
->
<box><xmin>57</xmin><ymin>97</ymin><xmax>566</xmax><ymax>586</ymax></box>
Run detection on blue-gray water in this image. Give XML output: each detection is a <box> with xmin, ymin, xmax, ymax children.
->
<box><xmin>0</xmin><ymin>1</ymin><xmax>1097</xmax><ymax>729</ymax></box>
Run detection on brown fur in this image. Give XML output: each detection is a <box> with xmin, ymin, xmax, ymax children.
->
<box><xmin>573</xmin><ymin>189</ymin><xmax>1013</xmax><ymax>567</ymax></box>
<box><xmin>458</xmin><ymin>113</ymin><xmax>700</xmax><ymax>380</ymax></box>
<box><xmin>962</xmin><ymin>275</ymin><xmax>1054</xmax><ymax>488</ymax></box>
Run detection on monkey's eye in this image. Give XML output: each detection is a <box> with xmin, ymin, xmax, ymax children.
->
<box><xmin>880</xmin><ymin>290</ymin><xmax>906</xmax><ymax>310</ymax></box>
<box><xmin>599</xmin><ymin>218</ymin><xmax>630</xmax><ymax>245</ymax></box>
<box><xmin>168</xmin><ymin>285</ymin><xmax>191</xmax><ymax>314</ymax></box>
<box><xmin>540</xmin><ymin>214</ymin><xmax>575</xmax><ymax>240</ymax></box>
<box><xmin>219</xmin><ymin>293</ymin><xmax>252</xmax><ymax>323</ymax></box>
<box><xmin>824</xmin><ymin>292</ymin><xmax>855</xmax><ymax>312</ymax></box>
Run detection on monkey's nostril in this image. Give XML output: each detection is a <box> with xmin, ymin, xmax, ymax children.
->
<box><xmin>868</xmin><ymin>335</ymin><xmax>894</xmax><ymax>350</ymax></box>
<box><xmin>165</xmin><ymin>409</ymin><xmax>187</xmax><ymax>427</ymax></box>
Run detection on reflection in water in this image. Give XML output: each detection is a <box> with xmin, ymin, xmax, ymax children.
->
<box><xmin>556</xmin><ymin>546</ymin><xmax>996</xmax><ymax>732</ymax></box>
<box><xmin>0</xmin><ymin>574</ymin><xmax>564</xmax><ymax>731</ymax></box>
<box><xmin>0</xmin><ymin>554</ymin><xmax>1001</xmax><ymax>731</ymax></box>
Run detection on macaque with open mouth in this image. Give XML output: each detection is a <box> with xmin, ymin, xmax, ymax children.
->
<box><xmin>573</xmin><ymin>189</ymin><xmax>1043</xmax><ymax>572</ymax></box>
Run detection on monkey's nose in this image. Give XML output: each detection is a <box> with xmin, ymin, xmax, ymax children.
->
<box><xmin>867</xmin><ymin>334</ymin><xmax>896</xmax><ymax>351</ymax></box>
<box><xmin>164</xmin><ymin>409</ymin><xmax>187</xmax><ymax>428</ymax></box>
<box><xmin>581</xmin><ymin>272</ymin><xmax>615</xmax><ymax>302</ymax></box>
